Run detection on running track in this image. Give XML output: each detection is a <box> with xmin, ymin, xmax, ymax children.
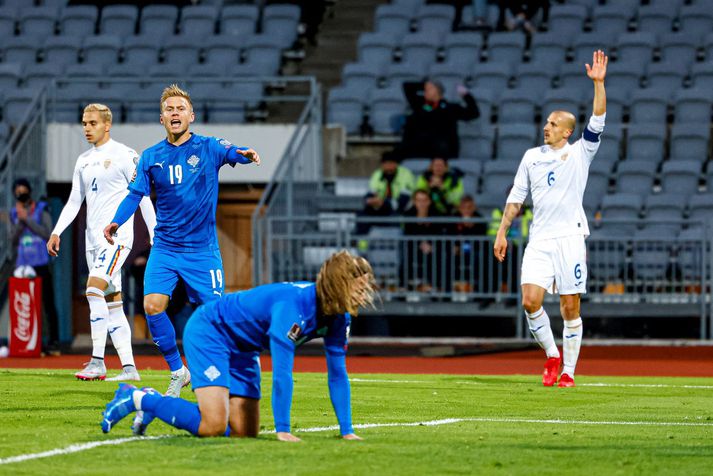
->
<box><xmin>2</xmin><ymin>347</ymin><xmax>713</xmax><ymax>377</ymax></box>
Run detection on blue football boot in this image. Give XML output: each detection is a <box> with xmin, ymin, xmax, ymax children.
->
<box><xmin>101</xmin><ymin>383</ymin><xmax>137</xmax><ymax>433</ymax></box>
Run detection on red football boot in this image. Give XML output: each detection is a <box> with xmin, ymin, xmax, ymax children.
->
<box><xmin>558</xmin><ymin>373</ymin><xmax>576</xmax><ymax>388</ymax></box>
<box><xmin>542</xmin><ymin>356</ymin><xmax>561</xmax><ymax>387</ymax></box>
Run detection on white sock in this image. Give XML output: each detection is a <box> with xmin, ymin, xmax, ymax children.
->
<box><xmin>107</xmin><ymin>301</ymin><xmax>135</xmax><ymax>367</ymax></box>
<box><xmin>562</xmin><ymin>317</ymin><xmax>583</xmax><ymax>376</ymax></box>
<box><xmin>526</xmin><ymin>307</ymin><xmax>560</xmax><ymax>358</ymax></box>
<box><xmin>133</xmin><ymin>389</ymin><xmax>147</xmax><ymax>410</ymax></box>
<box><xmin>87</xmin><ymin>287</ymin><xmax>109</xmax><ymax>359</ymax></box>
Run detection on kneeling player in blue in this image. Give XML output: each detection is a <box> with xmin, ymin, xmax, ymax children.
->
<box><xmin>101</xmin><ymin>251</ymin><xmax>377</xmax><ymax>441</ymax></box>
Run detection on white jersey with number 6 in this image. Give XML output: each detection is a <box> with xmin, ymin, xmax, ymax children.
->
<box><xmin>52</xmin><ymin>139</ymin><xmax>152</xmax><ymax>251</ymax></box>
<box><xmin>507</xmin><ymin>115</ymin><xmax>605</xmax><ymax>243</ymax></box>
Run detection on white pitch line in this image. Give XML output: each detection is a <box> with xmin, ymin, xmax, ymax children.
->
<box><xmin>4</xmin><ymin>416</ymin><xmax>713</xmax><ymax>466</ymax></box>
<box><xmin>352</xmin><ymin>379</ymin><xmax>713</xmax><ymax>390</ymax></box>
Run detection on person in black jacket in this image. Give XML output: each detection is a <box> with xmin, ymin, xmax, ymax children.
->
<box><xmin>400</xmin><ymin>80</ymin><xmax>479</xmax><ymax>159</ymax></box>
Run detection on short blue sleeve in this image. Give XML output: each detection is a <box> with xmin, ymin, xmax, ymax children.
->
<box><xmin>128</xmin><ymin>153</ymin><xmax>151</xmax><ymax>196</ymax></box>
<box><xmin>211</xmin><ymin>137</ymin><xmax>251</xmax><ymax>168</ymax></box>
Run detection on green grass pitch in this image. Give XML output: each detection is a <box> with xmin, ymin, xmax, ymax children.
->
<box><xmin>1</xmin><ymin>369</ymin><xmax>713</xmax><ymax>475</ymax></box>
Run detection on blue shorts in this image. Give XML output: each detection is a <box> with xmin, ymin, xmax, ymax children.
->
<box><xmin>144</xmin><ymin>248</ymin><xmax>224</xmax><ymax>304</ymax></box>
<box><xmin>183</xmin><ymin>306</ymin><xmax>261</xmax><ymax>399</ymax></box>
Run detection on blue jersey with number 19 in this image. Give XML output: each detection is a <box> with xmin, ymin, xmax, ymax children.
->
<box><xmin>129</xmin><ymin>133</ymin><xmax>249</xmax><ymax>251</ymax></box>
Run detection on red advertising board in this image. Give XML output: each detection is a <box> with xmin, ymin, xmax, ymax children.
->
<box><xmin>8</xmin><ymin>277</ymin><xmax>42</xmax><ymax>358</ymax></box>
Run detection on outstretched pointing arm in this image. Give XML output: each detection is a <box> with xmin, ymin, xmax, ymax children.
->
<box><xmin>586</xmin><ymin>50</ymin><xmax>607</xmax><ymax>116</ymax></box>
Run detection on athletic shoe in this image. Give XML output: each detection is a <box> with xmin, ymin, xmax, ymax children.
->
<box><xmin>76</xmin><ymin>359</ymin><xmax>107</xmax><ymax>381</ymax></box>
<box><xmin>131</xmin><ymin>387</ymin><xmax>160</xmax><ymax>436</ymax></box>
<box><xmin>101</xmin><ymin>383</ymin><xmax>137</xmax><ymax>433</ymax></box>
<box><xmin>166</xmin><ymin>366</ymin><xmax>191</xmax><ymax>398</ymax></box>
<box><xmin>558</xmin><ymin>373</ymin><xmax>575</xmax><ymax>388</ymax></box>
<box><xmin>106</xmin><ymin>366</ymin><xmax>141</xmax><ymax>382</ymax></box>
<box><xmin>542</xmin><ymin>356</ymin><xmax>561</xmax><ymax>387</ymax></box>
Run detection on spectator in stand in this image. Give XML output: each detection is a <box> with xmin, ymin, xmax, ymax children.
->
<box><xmin>416</xmin><ymin>157</ymin><xmax>465</xmax><ymax>216</ymax></box>
<box><xmin>9</xmin><ymin>178</ymin><xmax>60</xmax><ymax>353</ymax></box>
<box><xmin>402</xmin><ymin>189</ymin><xmax>445</xmax><ymax>292</ymax></box>
<box><xmin>358</xmin><ymin>150</ymin><xmax>415</xmax><ymax>234</ymax></box>
<box><xmin>498</xmin><ymin>0</ymin><xmax>549</xmax><ymax>34</ymax></box>
<box><xmin>401</xmin><ymin>80</ymin><xmax>479</xmax><ymax>159</ymax></box>
<box><xmin>449</xmin><ymin>195</ymin><xmax>487</xmax><ymax>293</ymax></box>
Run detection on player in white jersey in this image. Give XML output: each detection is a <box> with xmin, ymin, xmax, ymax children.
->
<box><xmin>493</xmin><ymin>50</ymin><xmax>608</xmax><ymax>388</ymax></box>
<box><xmin>47</xmin><ymin>104</ymin><xmax>157</xmax><ymax>381</ymax></box>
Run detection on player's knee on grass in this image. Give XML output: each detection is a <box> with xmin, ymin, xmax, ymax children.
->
<box><xmin>229</xmin><ymin>397</ymin><xmax>260</xmax><ymax>437</ymax></box>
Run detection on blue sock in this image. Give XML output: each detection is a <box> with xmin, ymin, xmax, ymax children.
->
<box><xmin>146</xmin><ymin>311</ymin><xmax>183</xmax><ymax>371</ymax></box>
<box><xmin>141</xmin><ymin>392</ymin><xmax>201</xmax><ymax>435</ymax></box>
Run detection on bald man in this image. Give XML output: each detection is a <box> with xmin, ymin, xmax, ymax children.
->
<box><xmin>493</xmin><ymin>50</ymin><xmax>608</xmax><ymax>388</ymax></box>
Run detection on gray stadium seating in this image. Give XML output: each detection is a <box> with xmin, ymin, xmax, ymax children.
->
<box><xmin>139</xmin><ymin>5</ymin><xmax>178</xmax><ymax>37</ymax></box>
<box><xmin>669</xmin><ymin>123</ymin><xmax>711</xmax><ymax>162</ymax></box>
<box><xmin>100</xmin><ymin>4</ymin><xmax>138</xmax><ymax>37</ymax></box>
<box><xmin>615</xmin><ymin>160</ymin><xmax>656</xmax><ymax>198</ymax></box>
<box><xmin>179</xmin><ymin>5</ymin><xmax>218</xmax><ymax>37</ymax></box>
<box><xmin>82</xmin><ymin>35</ymin><xmax>122</xmax><ymax>66</ymax></box>
<box><xmin>415</xmin><ymin>4</ymin><xmax>454</xmax><ymax>34</ymax></box>
<box><xmin>43</xmin><ymin>35</ymin><xmax>82</xmax><ymax>66</ymax></box>
<box><xmin>374</xmin><ymin>4</ymin><xmax>412</xmax><ymax>36</ymax></box>
<box><xmin>18</xmin><ymin>6</ymin><xmax>58</xmax><ymax>38</ymax></box>
<box><xmin>660</xmin><ymin>161</ymin><xmax>701</xmax><ymax>194</ymax></box>
<box><xmin>58</xmin><ymin>5</ymin><xmax>97</xmax><ymax>37</ymax></box>
<box><xmin>219</xmin><ymin>4</ymin><xmax>258</xmax><ymax>36</ymax></box>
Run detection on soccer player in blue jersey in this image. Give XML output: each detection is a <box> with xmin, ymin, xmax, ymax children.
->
<box><xmin>101</xmin><ymin>250</ymin><xmax>376</xmax><ymax>441</ymax></box>
<box><xmin>103</xmin><ymin>84</ymin><xmax>260</xmax><ymax>399</ymax></box>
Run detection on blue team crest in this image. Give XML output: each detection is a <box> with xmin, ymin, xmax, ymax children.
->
<box><xmin>187</xmin><ymin>154</ymin><xmax>201</xmax><ymax>173</ymax></box>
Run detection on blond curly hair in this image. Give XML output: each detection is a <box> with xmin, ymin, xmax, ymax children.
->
<box><xmin>316</xmin><ymin>250</ymin><xmax>377</xmax><ymax>316</ymax></box>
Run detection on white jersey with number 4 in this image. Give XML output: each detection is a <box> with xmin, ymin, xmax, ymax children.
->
<box><xmin>507</xmin><ymin>114</ymin><xmax>605</xmax><ymax>243</ymax></box>
<box><xmin>53</xmin><ymin>139</ymin><xmax>141</xmax><ymax>251</ymax></box>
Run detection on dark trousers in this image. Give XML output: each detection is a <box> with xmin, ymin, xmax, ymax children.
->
<box><xmin>34</xmin><ymin>265</ymin><xmax>59</xmax><ymax>345</ymax></box>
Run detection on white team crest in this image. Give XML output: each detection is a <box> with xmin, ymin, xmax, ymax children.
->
<box><xmin>218</xmin><ymin>139</ymin><xmax>232</xmax><ymax>147</ymax></box>
<box><xmin>188</xmin><ymin>155</ymin><xmax>201</xmax><ymax>173</ymax></box>
<box><xmin>204</xmin><ymin>365</ymin><xmax>221</xmax><ymax>381</ymax></box>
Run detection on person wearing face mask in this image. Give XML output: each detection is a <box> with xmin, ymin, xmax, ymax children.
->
<box><xmin>10</xmin><ymin>177</ymin><xmax>60</xmax><ymax>352</ymax></box>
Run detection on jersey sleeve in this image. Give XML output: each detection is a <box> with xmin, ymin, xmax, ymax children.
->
<box><xmin>578</xmin><ymin>113</ymin><xmax>605</xmax><ymax>163</ymax></box>
<box><xmin>506</xmin><ymin>157</ymin><xmax>530</xmax><ymax>204</ymax></box>
<box><xmin>267</xmin><ymin>300</ymin><xmax>302</xmax><ymax>433</ymax></box>
<box><xmin>324</xmin><ymin>314</ymin><xmax>353</xmax><ymax>435</ymax></box>
<box><xmin>121</xmin><ymin>148</ymin><xmax>141</xmax><ymax>184</ymax></box>
<box><xmin>51</xmin><ymin>159</ymin><xmax>85</xmax><ymax>237</ymax></box>
<box><xmin>127</xmin><ymin>152</ymin><xmax>151</xmax><ymax>196</ymax></box>
<box><xmin>211</xmin><ymin>137</ymin><xmax>251</xmax><ymax>168</ymax></box>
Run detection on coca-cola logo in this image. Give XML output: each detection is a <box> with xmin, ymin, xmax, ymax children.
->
<box><xmin>13</xmin><ymin>290</ymin><xmax>33</xmax><ymax>343</ymax></box>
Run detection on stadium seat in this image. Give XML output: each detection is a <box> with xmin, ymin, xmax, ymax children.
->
<box><xmin>58</xmin><ymin>5</ymin><xmax>97</xmax><ymax>37</ymax></box>
<box><xmin>497</xmin><ymin>88</ymin><xmax>538</xmax><ymax>125</ymax></box>
<box><xmin>528</xmin><ymin>32</ymin><xmax>568</xmax><ymax>65</ymax></box>
<box><xmin>669</xmin><ymin>123</ymin><xmax>711</xmax><ymax>163</ymax></box>
<box><xmin>615</xmin><ymin>32</ymin><xmax>656</xmax><ymax>67</ymax></box>
<box><xmin>678</xmin><ymin>4</ymin><xmax>713</xmax><ymax>37</ymax></box>
<box><xmin>645</xmin><ymin>192</ymin><xmax>687</xmax><ymax>222</ymax></box>
<box><xmin>470</xmin><ymin>62</ymin><xmax>512</xmax><ymax>99</ymax></box>
<box><xmin>486</xmin><ymin>32</ymin><xmax>525</xmax><ymax>66</ymax></box>
<box><xmin>202</xmin><ymin>35</ymin><xmax>241</xmax><ymax>65</ymax></box>
<box><xmin>443</xmin><ymin>32</ymin><xmax>483</xmax><ymax>65</ymax></box>
<box><xmin>341</xmin><ymin>62</ymin><xmax>381</xmax><ymax>93</ymax></box>
<box><xmin>614</xmin><ymin>160</ymin><xmax>656</xmax><ymax>197</ymax></box>
<box><xmin>556</xmin><ymin>62</ymin><xmax>593</xmax><ymax>94</ymax></box>
<box><xmin>122</xmin><ymin>35</ymin><xmax>161</xmax><ymax>66</ymax></box>
<box><xmin>690</xmin><ymin>62</ymin><xmax>713</xmax><ymax>89</ymax></box>
<box><xmin>481</xmin><ymin>159</ymin><xmax>519</xmax><ymax>195</ymax></box>
<box><xmin>636</xmin><ymin>3</ymin><xmax>678</xmax><ymax>33</ymax></box>
<box><xmin>368</xmin><ymin>86</ymin><xmax>406</xmax><ymax>135</ymax></box>
<box><xmin>327</xmin><ymin>87</ymin><xmax>364</xmax><ymax>135</ymax></box>
<box><xmin>0</xmin><ymin>63</ymin><xmax>22</xmax><ymax>90</ymax></box>
<box><xmin>513</xmin><ymin>63</ymin><xmax>556</xmax><ymax>98</ymax></box>
<box><xmin>399</xmin><ymin>31</ymin><xmax>442</xmax><ymax>67</ymax></box>
<box><xmin>606</xmin><ymin>61</ymin><xmax>644</xmax><ymax>92</ymax></box>
<box><xmin>3</xmin><ymin>88</ymin><xmax>38</xmax><ymax>127</ymax></box>
<box><xmin>415</xmin><ymin>4</ymin><xmax>455</xmax><ymax>34</ymax></box>
<box><xmin>468</xmin><ymin>89</ymin><xmax>494</xmax><ymax>124</ymax></box>
<box><xmin>687</xmin><ymin>192</ymin><xmax>713</xmax><ymax>225</ymax></box>
<box><xmin>583</xmin><ymin>187</ymin><xmax>604</xmax><ymax>221</ymax></box>
<box><xmin>401</xmin><ymin>158</ymin><xmax>431</xmax><ymax>176</ymax></box>
<box><xmin>658</xmin><ymin>32</ymin><xmax>701</xmax><ymax>69</ymax></box>
<box><xmin>18</xmin><ymin>6</ymin><xmax>57</xmax><ymax>38</ymax></box>
<box><xmin>631</xmin><ymin>229</ymin><xmax>677</xmax><ymax>280</ymax></box>
<box><xmin>628</xmin><ymin>88</ymin><xmax>670</xmax><ymax>124</ymax></box>
<box><xmin>587</xmin><ymin>229</ymin><xmax>628</xmax><ymax>281</ymax></box>
<box><xmin>262</xmin><ymin>4</ymin><xmax>300</xmax><ymax>48</ymax></box>
<box><xmin>357</xmin><ymin>32</ymin><xmax>398</xmax><ymax>66</ymax></box>
<box><xmin>374</xmin><ymin>4</ymin><xmax>412</xmax><ymax>36</ymax></box>
<box><xmin>219</xmin><ymin>4</ymin><xmax>258</xmax><ymax>36</ymax></box>
<box><xmin>474</xmin><ymin>191</ymin><xmax>503</xmax><ymax>215</ymax></box>
<box><xmin>595</xmin><ymin>124</ymin><xmax>623</xmax><ymax>166</ymax></box>
<box><xmin>626</xmin><ymin>123</ymin><xmax>666</xmax><ymax>162</ymax></box>
<box><xmin>599</xmin><ymin>192</ymin><xmax>643</xmax><ymax>235</ymax></box>
<box><xmin>0</xmin><ymin>7</ymin><xmax>16</xmax><ymax>37</ymax></box>
<box><xmin>178</xmin><ymin>5</ymin><xmax>218</xmax><ymax>37</ymax></box>
<box><xmin>384</xmin><ymin>62</ymin><xmax>427</xmax><ymax>89</ymax></box>
<box><xmin>673</xmin><ymin>88</ymin><xmax>712</xmax><ymax>124</ymax></box>
<box><xmin>139</xmin><ymin>5</ymin><xmax>178</xmax><ymax>36</ymax></box>
<box><xmin>547</xmin><ymin>4</ymin><xmax>588</xmax><ymax>37</ymax></box>
<box><xmin>570</xmin><ymin>33</ymin><xmax>610</xmax><ymax>66</ymax></box>
<box><xmin>3</xmin><ymin>36</ymin><xmax>39</xmax><ymax>64</ymax></box>
<box><xmin>186</xmin><ymin>63</ymin><xmax>227</xmax><ymax>90</ymax></box>
<box><xmin>541</xmin><ymin>87</ymin><xmax>582</xmax><ymax>121</ymax></box>
<box><xmin>450</xmin><ymin>158</ymin><xmax>482</xmax><ymax>178</ymax></box>
<box><xmin>589</xmin><ymin>4</ymin><xmax>634</xmax><ymax>37</ymax></box>
<box><xmin>496</xmin><ymin>124</ymin><xmax>537</xmax><ymax>159</ymax></box>
<box><xmin>162</xmin><ymin>35</ymin><xmax>202</xmax><ymax>65</ymax></box>
<box><xmin>124</xmin><ymin>87</ymin><xmax>161</xmax><ymax>123</ymax></box>
<box><xmin>82</xmin><ymin>35</ymin><xmax>121</xmax><ymax>66</ymax></box>
<box><xmin>705</xmin><ymin>33</ymin><xmax>713</xmax><ymax>64</ymax></box>
<box><xmin>23</xmin><ymin>62</ymin><xmax>64</xmax><ymax>90</ymax></box>
<box><xmin>61</xmin><ymin>63</ymin><xmax>103</xmax><ymax>92</ymax></box>
<box><xmin>660</xmin><ymin>161</ymin><xmax>701</xmax><ymax>194</ymax></box>
<box><xmin>100</xmin><ymin>4</ymin><xmax>138</xmax><ymax>36</ymax></box>
<box><xmin>242</xmin><ymin>35</ymin><xmax>284</xmax><ymax>75</ymax></box>
<box><xmin>43</xmin><ymin>35</ymin><xmax>82</xmax><ymax>65</ymax></box>
<box><xmin>645</xmin><ymin>62</ymin><xmax>686</xmax><ymax>91</ymax></box>
<box><xmin>458</xmin><ymin>123</ymin><xmax>495</xmax><ymax>160</ymax></box>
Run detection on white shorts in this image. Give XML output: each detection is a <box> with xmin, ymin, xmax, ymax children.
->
<box><xmin>521</xmin><ymin>235</ymin><xmax>587</xmax><ymax>295</ymax></box>
<box><xmin>86</xmin><ymin>244</ymin><xmax>131</xmax><ymax>295</ymax></box>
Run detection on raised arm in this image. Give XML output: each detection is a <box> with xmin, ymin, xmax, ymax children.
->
<box><xmin>586</xmin><ymin>50</ymin><xmax>607</xmax><ymax>116</ymax></box>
